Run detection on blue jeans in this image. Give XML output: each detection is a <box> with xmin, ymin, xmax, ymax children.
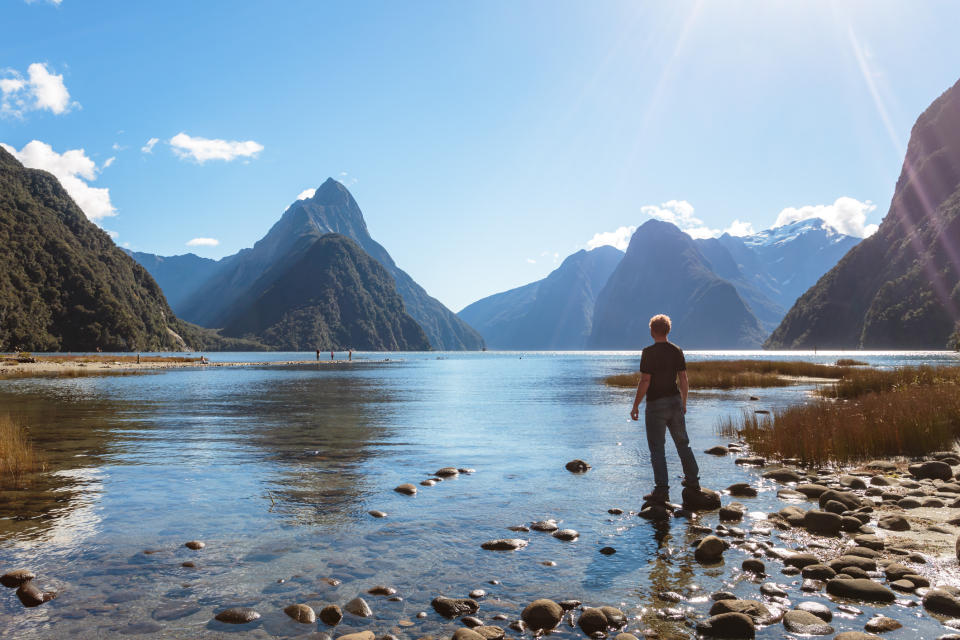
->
<box><xmin>645</xmin><ymin>394</ymin><xmax>699</xmax><ymax>490</ymax></box>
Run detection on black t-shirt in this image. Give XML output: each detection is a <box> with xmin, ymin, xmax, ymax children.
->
<box><xmin>639</xmin><ymin>341</ymin><xmax>686</xmax><ymax>402</ymax></box>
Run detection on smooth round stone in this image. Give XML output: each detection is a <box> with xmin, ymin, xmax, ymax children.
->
<box><xmin>599</xmin><ymin>546</ymin><xmax>616</xmax><ymax>555</ymax></box>
<box><xmin>461</xmin><ymin>616</ymin><xmax>483</xmax><ymax>628</ymax></box>
<box><xmin>15</xmin><ymin>581</ymin><xmax>55</xmax><ymax>607</ymax></box>
<box><xmin>783</xmin><ymin>609</ymin><xmax>834</xmax><ymax>635</ymax></box>
<box><xmin>779</xmin><ymin>489</ymin><xmax>807</xmax><ymax>500</ymax></box>
<box><xmin>802</xmin><ymin>564</ymin><xmax>836</xmax><ymax>581</ymax></box>
<box><xmin>367</xmin><ymin>585</ymin><xmax>396</xmax><ymax>596</ymax></box>
<box><xmin>726</xmin><ymin>483</ymin><xmax>758</xmax><ymax>497</ymax></box>
<box><xmin>840</xmin><ymin>475</ymin><xmax>868</xmax><ymax>489</ymax></box>
<box><xmin>607</xmin><ymin>508</ymin><xmax>624</xmax><ymax>515</ymax></box>
<box><xmin>432</xmin><ymin>597</ymin><xmax>479</xmax><ymax>618</ymax></box>
<box><xmin>552</xmin><ymin>529</ymin><xmax>579</xmax><ymax>541</ymax></box>
<box><xmin>833</xmin><ymin>632</ymin><xmax>881</xmax><ymax>640</ymax></box>
<box><xmin>345</xmin><ymin>597</ymin><xmax>373</xmax><ymax>617</ymax></box>
<box><xmin>796</xmin><ymin>483</ymin><xmax>829</xmax><ymax>498</ymax></box>
<box><xmin>600</xmin><ymin>606</ymin><xmax>626</xmax><ymax>627</ymax></box>
<box><xmin>339</xmin><ymin>632</ymin><xmax>375</xmax><ymax>640</ymax></box>
<box><xmin>319</xmin><ymin>604</ymin><xmax>342</xmax><ymax>625</ymax></box>
<box><xmin>801</xmin><ymin>579</ymin><xmax>824</xmax><ymax>592</ymax></box>
<box><xmin>785</xmin><ymin>553</ymin><xmax>820</xmax><ymax>569</ymax></box>
<box><xmin>559</xmin><ymin>599</ymin><xmax>582</xmax><ymax>610</ymax></box>
<box><xmin>924</xmin><ymin>588</ymin><xmax>960</xmax><ymax>616</ymax></box>
<box><xmin>904</xmin><ymin>574</ymin><xmax>930</xmax><ymax>587</ymax></box>
<box><xmin>709</xmin><ymin>599</ymin><xmax>777</xmax><ymax>625</ymax></box>
<box><xmin>508</xmin><ymin>525</ymin><xmax>530</xmax><ymax>532</ymax></box>
<box><xmin>184</xmin><ymin>541</ymin><xmax>205</xmax><ymax>550</ymax></box>
<box><xmin>878</xmin><ymin>515</ymin><xmax>910</xmax><ymax>531</ymax></box>
<box><xmin>436</xmin><ymin>467</ymin><xmax>459</xmax><ymax>477</ymax></box>
<box><xmin>865</xmin><ymin>616</ymin><xmax>902</xmax><ymax>632</ymax></box>
<box><xmin>564</xmin><ymin>459</ymin><xmax>591</xmax><ymax>473</ymax></box>
<box><xmin>742</xmin><ymin>559</ymin><xmax>765</xmax><ymax>574</ymax></box>
<box><xmin>695</xmin><ymin>612</ymin><xmax>755</xmax><ymax>638</ymax></box>
<box><xmin>368</xmin><ymin>510</ymin><xmax>387</xmax><ymax>518</ymax></box>
<box><xmin>705</xmin><ymin>446</ymin><xmax>729</xmax><ymax>456</ymax></box>
<box><xmin>394</xmin><ymin>483</ymin><xmax>417</xmax><ymax>495</ymax></box>
<box><xmin>826</xmin><ymin>579</ymin><xmax>896</xmax><ymax>603</ymax></box>
<box><xmin>804</xmin><ymin>510</ymin><xmax>842</xmax><ymax>535</ymax></box>
<box><xmin>796</xmin><ymin>601</ymin><xmax>832</xmax><ymax>621</ymax></box>
<box><xmin>578</xmin><ymin>607</ymin><xmax>608</xmax><ymax>634</ymax></box>
<box><xmin>521</xmin><ymin>599</ymin><xmax>563</xmax><ymax>631</ymax></box>
<box><xmin>695</xmin><ymin>536</ymin><xmax>727</xmax><ymax>563</ymax></box>
<box><xmin>473</xmin><ymin>626</ymin><xmax>505</xmax><ymax>640</ymax></box>
<box><xmin>530</xmin><ymin>520</ymin><xmax>558</xmax><ymax>532</ymax></box>
<box><xmin>0</xmin><ymin>569</ymin><xmax>35</xmax><ymax>589</ymax></box>
<box><xmin>760</xmin><ymin>582</ymin><xmax>787</xmax><ymax>597</ymax></box>
<box><xmin>481</xmin><ymin>538</ymin><xmax>527</xmax><ymax>551</ymax></box>
<box><xmin>854</xmin><ymin>534</ymin><xmax>884</xmax><ymax>550</ymax></box>
<box><xmin>214</xmin><ymin>607</ymin><xmax>261</xmax><ymax>624</ymax></box>
<box><xmin>897</xmin><ymin>497</ymin><xmax>922</xmax><ymax>509</ymax></box>
<box><xmin>828</xmin><ymin>555</ymin><xmax>877</xmax><ymax>573</ymax></box>
<box><xmin>420</xmin><ymin>479</ymin><xmax>438</xmax><ymax>486</ymax></box>
<box><xmin>469</xmin><ymin>589</ymin><xmax>486</xmax><ymax>598</ymax></box>
<box><xmin>284</xmin><ymin>604</ymin><xmax>316</xmax><ymax>623</ymax></box>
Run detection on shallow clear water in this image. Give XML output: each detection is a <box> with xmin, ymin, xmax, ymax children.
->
<box><xmin>1</xmin><ymin>351</ymin><xmax>958</xmax><ymax>638</ymax></box>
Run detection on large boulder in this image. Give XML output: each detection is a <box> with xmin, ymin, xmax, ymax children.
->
<box><xmin>695</xmin><ymin>536</ymin><xmax>728</xmax><ymax>563</ymax></box>
<box><xmin>923</xmin><ymin>587</ymin><xmax>960</xmax><ymax>617</ymax></box>
<box><xmin>804</xmin><ymin>510</ymin><xmax>842</xmax><ymax>535</ymax></box>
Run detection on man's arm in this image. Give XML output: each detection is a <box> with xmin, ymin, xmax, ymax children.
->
<box><xmin>678</xmin><ymin>370</ymin><xmax>688</xmax><ymax>414</ymax></box>
<box><xmin>630</xmin><ymin>373</ymin><xmax>651</xmax><ymax>421</ymax></box>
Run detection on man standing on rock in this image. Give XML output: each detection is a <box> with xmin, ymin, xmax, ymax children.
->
<box><xmin>630</xmin><ymin>314</ymin><xmax>700</xmax><ymax>505</ymax></box>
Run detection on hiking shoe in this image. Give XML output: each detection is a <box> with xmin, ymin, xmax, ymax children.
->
<box><xmin>682</xmin><ymin>478</ymin><xmax>701</xmax><ymax>490</ymax></box>
<box><xmin>643</xmin><ymin>488</ymin><xmax>670</xmax><ymax>504</ymax></box>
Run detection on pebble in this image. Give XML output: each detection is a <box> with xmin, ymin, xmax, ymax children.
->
<box><xmin>564</xmin><ymin>459</ymin><xmax>591</xmax><ymax>473</ymax></box>
<box><xmin>864</xmin><ymin>615</ymin><xmax>902</xmax><ymax>632</ymax></box>
<box><xmin>367</xmin><ymin>585</ymin><xmax>397</xmax><ymax>596</ymax></box>
<box><xmin>345</xmin><ymin>596</ymin><xmax>373</xmax><ymax>617</ymax></box>
<box><xmin>184</xmin><ymin>541</ymin><xmax>205</xmax><ymax>550</ymax></box>
<box><xmin>284</xmin><ymin>604</ymin><xmax>316</xmax><ymax>623</ymax></box>
<box><xmin>782</xmin><ymin>609</ymin><xmax>834</xmax><ymax>635</ymax></box>
<box><xmin>608</xmin><ymin>508</ymin><xmax>623</xmax><ymax>515</ymax></box>
<box><xmin>368</xmin><ymin>510</ymin><xmax>387</xmax><ymax>518</ymax></box>
<box><xmin>461</xmin><ymin>616</ymin><xmax>483</xmax><ymax>628</ymax></box>
<box><xmin>599</xmin><ymin>546</ymin><xmax>616</xmax><ymax>555</ymax></box>
<box><xmin>705</xmin><ymin>445</ymin><xmax>729</xmax><ymax>455</ymax></box>
<box><xmin>436</xmin><ymin>467</ymin><xmax>460</xmax><ymax>477</ymax></box>
<box><xmin>694</xmin><ymin>536</ymin><xmax>727</xmax><ymax>563</ymax></box>
<box><xmin>726</xmin><ymin>482</ymin><xmax>758</xmax><ymax>497</ymax></box>
<box><xmin>214</xmin><ymin>607</ymin><xmax>261</xmax><ymax>624</ymax></box>
<box><xmin>530</xmin><ymin>519</ymin><xmax>559</xmax><ymax>532</ymax></box>
<box><xmin>796</xmin><ymin>601</ymin><xmax>832</xmax><ymax>621</ymax></box>
<box><xmin>826</xmin><ymin>579</ymin><xmax>895</xmax><ymax>603</ymax></box>
<box><xmin>339</xmin><ymin>632</ymin><xmax>375</xmax><ymax>640</ymax></box>
<box><xmin>394</xmin><ymin>483</ymin><xmax>417</xmax><ymax>495</ymax></box>
<box><xmin>742</xmin><ymin>559</ymin><xmax>765</xmax><ymax>574</ymax></box>
<box><xmin>695</xmin><ymin>612</ymin><xmax>755</xmax><ymax>638</ymax></box>
<box><xmin>15</xmin><ymin>581</ymin><xmax>55</xmax><ymax>608</ymax></box>
<box><xmin>481</xmin><ymin>538</ymin><xmax>528</xmax><ymax>551</ymax></box>
<box><xmin>552</xmin><ymin>529</ymin><xmax>579</xmax><ymax>541</ymax></box>
<box><xmin>469</xmin><ymin>589</ymin><xmax>486</xmax><ymax>598</ymax></box>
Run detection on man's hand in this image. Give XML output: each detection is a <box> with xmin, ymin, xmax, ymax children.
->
<box><xmin>630</xmin><ymin>406</ymin><xmax>639</xmax><ymax>421</ymax></box>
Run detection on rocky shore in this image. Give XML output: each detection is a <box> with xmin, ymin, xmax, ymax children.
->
<box><xmin>0</xmin><ymin>357</ymin><xmax>360</xmax><ymax>378</ymax></box>
<box><xmin>4</xmin><ymin>447</ymin><xmax>960</xmax><ymax>639</ymax></box>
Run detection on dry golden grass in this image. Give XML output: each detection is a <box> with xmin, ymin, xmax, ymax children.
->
<box><xmin>822</xmin><ymin>364</ymin><xmax>960</xmax><ymax>399</ymax></box>
<box><xmin>835</xmin><ymin>358</ymin><xmax>869</xmax><ymax>366</ymax></box>
<box><xmin>0</xmin><ymin>415</ymin><xmax>44</xmax><ymax>488</ymax></box>
<box><xmin>718</xmin><ymin>383</ymin><xmax>960</xmax><ymax>466</ymax></box>
<box><xmin>604</xmin><ymin>359</ymin><xmax>853</xmax><ymax>389</ymax></box>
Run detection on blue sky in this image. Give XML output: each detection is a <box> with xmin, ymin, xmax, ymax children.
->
<box><xmin>3</xmin><ymin>1</ymin><xmax>960</xmax><ymax>311</ymax></box>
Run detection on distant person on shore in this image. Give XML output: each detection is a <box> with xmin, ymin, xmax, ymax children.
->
<box><xmin>629</xmin><ymin>314</ymin><xmax>700</xmax><ymax>504</ymax></box>
<box><xmin>330</xmin><ymin>350</ymin><xmax>334</xmax><ymax>360</ymax></box>
<box><xmin>348</xmin><ymin>349</ymin><xmax>352</xmax><ymax>362</ymax></box>
<box><xmin>316</xmin><ymin>349</ymin><xmax>320</xmax><ymax>361</ymax></box>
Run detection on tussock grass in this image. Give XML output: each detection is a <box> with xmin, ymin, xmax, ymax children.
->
<box><xmin>604</xmin><ymin>360</ymin><xmax>853</xmax><ymax>390</ymax></box>
<box><xmin>835</xmin><ymin>358</ymin><xmax>869</xmax><ymax>366</ymax></box>
<box><xmin>718</xmin><ymin>383</ymin><xmax>960</xmax><ymax>466</ymax></box>
<box><xmin>0</xmin><ymin>415</ymin><xmax>44</xmax><ymax>488</ymax></box>
<box><xmin>822</xmin><ymin>364</ymin><xmax>960</xmax><ymax>399</ymax></box>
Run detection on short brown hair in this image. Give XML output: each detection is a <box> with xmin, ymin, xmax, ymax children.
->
<box><xmin>649</xmin><ymin>314</ymin><xmax>671</xmax><ymax>336</ymax></box>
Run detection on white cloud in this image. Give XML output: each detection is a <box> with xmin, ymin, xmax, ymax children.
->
<box><xmin>140</xmin><ymin>137</ymin><xmax>159</xmax><ymax>153</ymax></box>
<box><xmin>0</xmin><ymin>63</ymin><xmax>73</xmax><ymax>117</ymax></box>
<box><xmin>0</xmin><ymin>140</ymin><xmax>116</xmax><ymax>221</ymax></box>
<box><xmin>297</xmin><ymin>188</ymin><xmax>316</xmax><ymax>200</ymax></box>
<box><xmin>103</xmin><ymin>156</ymin><xmax>115</xmax><ymax>168</ymax></box>
<box><xmin>105</xmin><ymin>230</ymin><xmax>119</xmax><ymax>239</ymax></box>
<box><xmin>587</xmin><ymin>225</ymin><xmax>637</xmax><ymax>251</ymax></box>
<box><xmin>186</xmin><ymin>237</ymin><xmax>219</xmax><ymax>247</ymax></box>
<box><xmin>525</xmin><ymin>258</ymin><xmax>536</xmax><ymax>264</ymax></box>
<box><xmin>169</xmin><ymin>132</ymin><xmax>263</xmax><ymax>163</ymax></box>
<box><xmin>773</xmin><ymin>197</ymin><xmax>878</xmax><ymax>238</ymax></box>
<box><xmin>724</xmin><ymin>219</ymin><xmax>756</xmax><ymax>236</ymax></box>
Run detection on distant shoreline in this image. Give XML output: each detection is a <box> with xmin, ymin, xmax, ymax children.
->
<box><xmin>0</xmin><ymin>356</ymin><xmax>363</xmax><ymax>379</ymax></box>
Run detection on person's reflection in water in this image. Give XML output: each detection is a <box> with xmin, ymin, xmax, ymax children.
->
<box><xmin>579</xmin><ymin>514</ymin><xmax>700</xmax><ymax>638</ymax></box>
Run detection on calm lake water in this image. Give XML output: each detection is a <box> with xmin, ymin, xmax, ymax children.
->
<box><xmin>1</xmin><ymin>351</ymin><xmax>958</xmax><ymax>638</ymax></box>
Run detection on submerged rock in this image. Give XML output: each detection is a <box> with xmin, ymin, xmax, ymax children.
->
<box><xmin>345</xmin><ymin>597</ymin><xmax>373</xmax><ymax>617</ymax></box>
<box><xmin>481</xmin><ymin>539</ymin><xmax>528</xmax><ymax>551</ymax></box>
<box><xmin>682</xmin><ymin>486</ymin><xmax>721</xmax><ymax>510</ymax></box>
<box><xmin>0</xmin><ymin>569</ymin><xmax>35</xmax><ymax>589</ymax></box>
<box><xmin>552</xmin><ymin>529</ymin><xmax>579</xmax><ymax>541</ymax></box>
<box><xmin>368</xmin><ymin>510</ymin><xmax>387</xmax><ymax>518</ymax></box>
<box><xmin>436</xmin><ymin>467</ymin><xmax>460</xmax><ymax>477</ymax></box>
<box><xmin>705</xmin><ymin>446</ymin><xmax>729</xmax><ymax>456</ymax></box>
<box><xmin>15</xmin><ymin>581</ymin><xmax>55</xmax><ymax>608</ymax></box>
<box><xmin>184</xmin><ymin>540</ymin><xmax>205</xmax><ymax>550</ymax></box>
<box><xmin>782</xmin><ymin>609</ymin><xmax>833</xmax><ymax>635</ymax></box>
<box><xmin>695</xmin><ymin>536</ymin><xmax>727</xmax><ymax>563</ymax></box>
<box><xmin>825</xmin><ymin>578</ymin><xmax>895</xmax><ymax>603</ymax></box>
<box><xmin>433</xmin><ymin>596</ymin><xmax>479</xmax><ymax>618</ymax></box>
<box><xmin>214</xmin><ymin>607</ymin><xmax>261</xmax><ymax>624</ymax></box>
<box><xmin>394</xmin><ymin>483</ymin><xmax>417</xmax><ymax>495</ymax></box>
<box><xmin>726</xmin><ymin>483</ymin><xmax>758</xmax><ymax>497</ymax></box>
